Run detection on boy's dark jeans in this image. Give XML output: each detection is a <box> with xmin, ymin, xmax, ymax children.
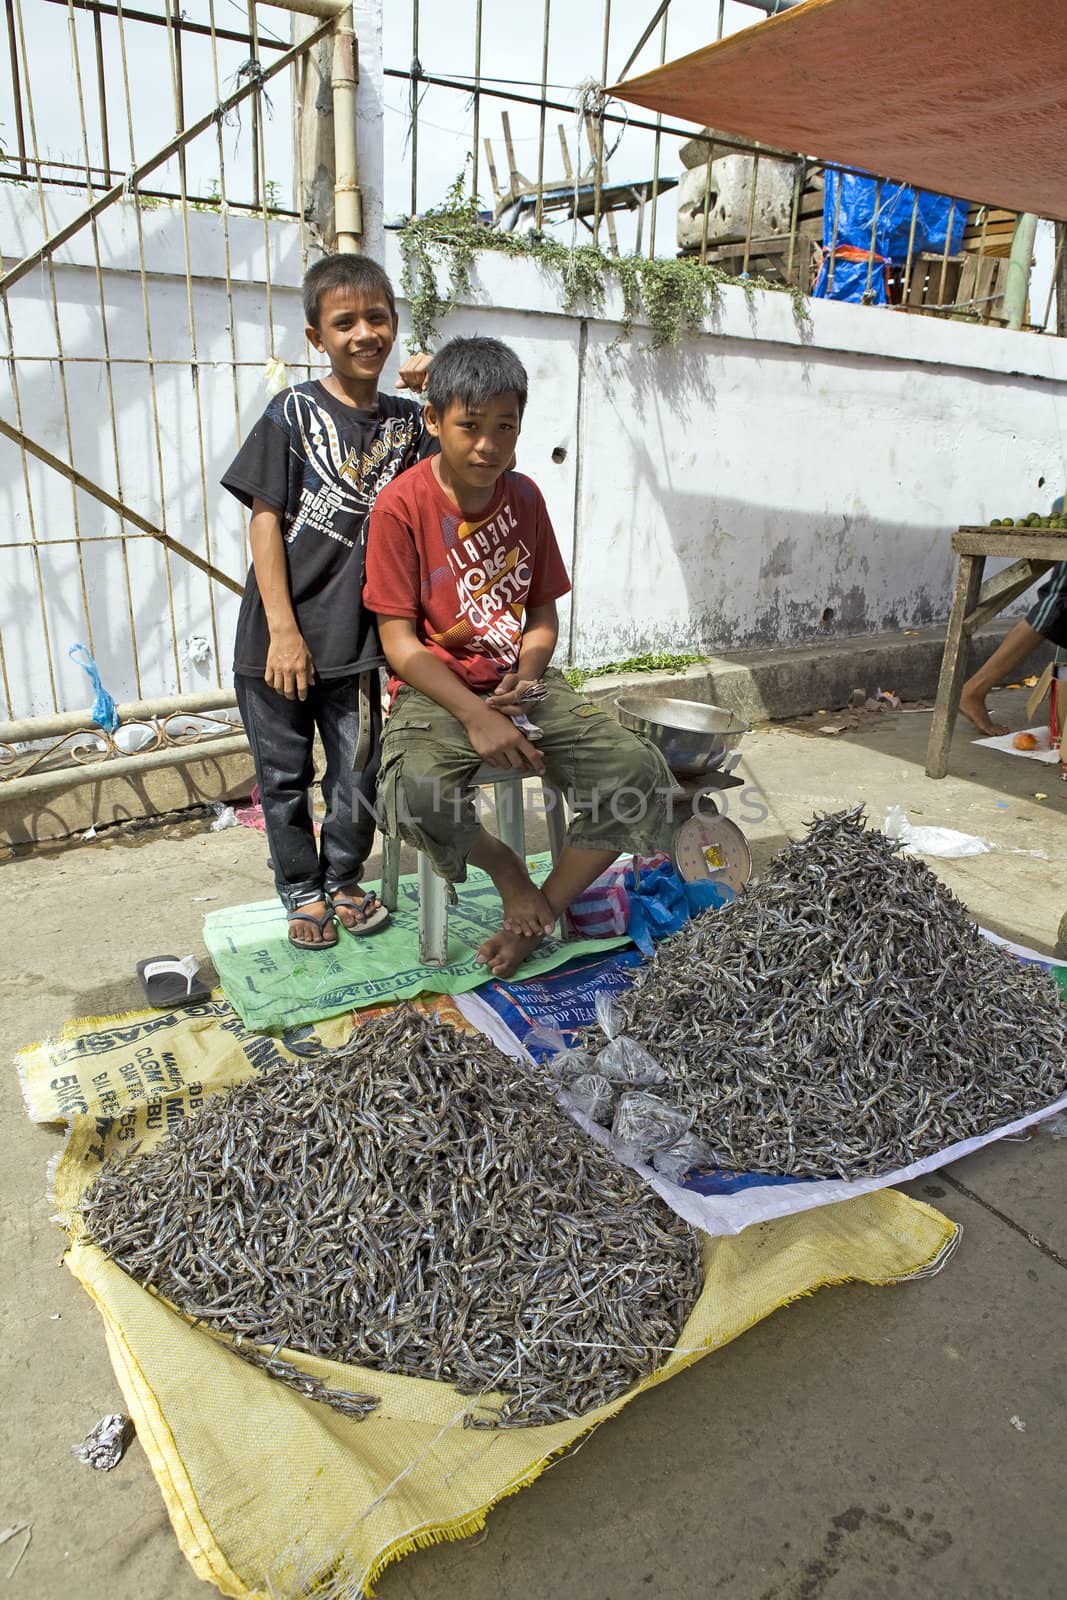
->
<box><xmin>234</xmin><ymin>672</ymin><xmax>382</xmax><ymax>911</ymax></box>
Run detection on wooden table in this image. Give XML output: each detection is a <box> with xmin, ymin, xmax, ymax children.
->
<box><xmin>925</xmin><ymin>526</ymin><xmax>1067</xmax><ymax>778</ymax></box>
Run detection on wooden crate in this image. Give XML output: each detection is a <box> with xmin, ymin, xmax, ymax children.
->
<box><xmin>962</xmin><ymin>203</ymin><xmax>1017</xmax><ymax>259</ymax></box>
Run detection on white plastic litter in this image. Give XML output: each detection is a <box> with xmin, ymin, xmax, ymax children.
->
<box><xmin>210</xmin><ymin>804</ymin><xmax>238</xmax><ymax>832</ymax></box>
<box><xmin>0</xmin><ymin>1523</ymin><xmax>32</xmax><ymax>1579</ymax></box>
<box><xmin>883</xmin><ymin>806</ymin><xmax>994</xmax><ymax>858</ymax></box>
<box><xmin>183</xmin><ymin>634</ymin><xmax>212</xmax><ymax>666</ymax></box>
<box><xmin>112</xmin><ymin>723</ymin><xmax>154</xmax><ymax>754</ymax></box>
<box><xmin>264</xmin><ymin>357</ymin><xmax>289</xmax><ymax>395</ymax></box>
<box><xmin>72</xmin><ymin>1414</ymin><xmax>132</xmax><ymax>1470</ymax></box>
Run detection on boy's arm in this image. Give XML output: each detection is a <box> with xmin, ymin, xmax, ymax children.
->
<box><xmin>486</xmin><ymin>602</ymin><xmax>558</xmax><ymax>710</ymax></box>
<box><xmin>378</xmin><ymin>618</ymin><xmax>545</xmax><ymax>774</ymax></box>
<box><xmin>249</xmin><ymin>498</ymin><xmax>315</xmax><ymax>701</ymax></box>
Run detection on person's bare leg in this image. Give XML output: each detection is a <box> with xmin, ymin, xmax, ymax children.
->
<box><xmin>478</xmin><ymin>845</ymin><xmax>619</xmax><ymax>978</ymax></box>
<box><xmin>469</xmin><ymin>828</ymin><xmax>555</xmax><ymax>941</ymax></box>
<box><xmin>959</xmin><ymin>620</ymin><xmax>1044</xmax><ymax>736</ymax></box>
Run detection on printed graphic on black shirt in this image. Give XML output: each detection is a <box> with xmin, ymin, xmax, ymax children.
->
<box><xmin>223</xmin><ymin>382</ymin><xmax>431</xmax><ymax>679</ymax></box>
<box><xmin>283</xmin><ymin>388</ymin><xmax>423</xmax><ymax>551</ymax></box>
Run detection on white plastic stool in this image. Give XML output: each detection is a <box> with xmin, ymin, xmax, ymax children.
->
<box><xmin>379</xmin><ymin>764</ymin><xmax>568</xmax><ymax>966</ymax></box>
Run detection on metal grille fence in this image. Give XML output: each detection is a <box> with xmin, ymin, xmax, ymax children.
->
<box><xmin>382</xmin><ymin>0</ymin><xmax>1065</xmax><ymax>325</ymax></box>
<box><xmin>0</xmin><ymin>0</ymin><xmax>357</xmax><ymax>790</ymax></box>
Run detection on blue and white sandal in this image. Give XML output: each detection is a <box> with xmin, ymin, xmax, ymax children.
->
<box><xmin>137</xmin><ymin>955</ymin><xmax>211</xmax><ymax>1007</ymax></box>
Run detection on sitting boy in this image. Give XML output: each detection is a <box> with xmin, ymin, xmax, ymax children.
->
<box><xmin>223</xmin><ymin>253</ymin><xmax>433</xmax><ymax>949</ymax></box>
<box><xmin>364</xmin><ymin>335</ymin><xmax>676</xmax><ymax>978</ymax></box>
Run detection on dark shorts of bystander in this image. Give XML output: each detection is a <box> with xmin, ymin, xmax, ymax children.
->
<box><xmin>1027</xmin><ymin>560</ymin><xmax>1067</xmax><ymax>648</ymax></box>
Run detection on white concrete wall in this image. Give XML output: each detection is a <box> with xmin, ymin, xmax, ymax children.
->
<box><xmin>383</xmin><ymin>240</ymin><xmax>1067</xmax><ymax>668</ymax></box>
<box><xmin>3</xmin><ymin>180</ymin><xmax>1066</xmax><ymax>722</ymax></box>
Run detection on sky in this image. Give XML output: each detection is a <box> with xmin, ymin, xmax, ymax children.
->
<box><xmin>0</xmin><ymin>0</ymin><xmax>1058</xmax><ymax>303</ymax></box>
<box><xmin>1</xmin><ymin>0</ymin><xmax>763</xmax><ymax>259</ymax></box>
<box><xmin>379</xmin><ymin>0</ymin><xmax>763</xmax><ymax>252</ymax></box>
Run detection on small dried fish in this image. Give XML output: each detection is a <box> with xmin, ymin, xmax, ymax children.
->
<box><xmin>78</xmin><ymin>1012</ymin><xmax>702</xmax><ymax>1427</ymax></box>
<box><xmin>583</xmin><ymin>808</ymin><xmax>1067</xmax><ymax>1181</ymax></box>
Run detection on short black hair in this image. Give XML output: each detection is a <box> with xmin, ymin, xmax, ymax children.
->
<box><xmin>427</xmin><ymin>336</ymin><xmax>528</xmax><ymax>417</ymax></box>
<box><xmin>303</xmin><ymin>254</ymin><xmax>396</xmax><ymax>328</ymax></box>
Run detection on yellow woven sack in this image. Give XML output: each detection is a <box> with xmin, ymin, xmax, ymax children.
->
<box><xmin>23</xmin><ymin>1002</ymin><xmax>957</xmax><ymax>1599</ymax></box>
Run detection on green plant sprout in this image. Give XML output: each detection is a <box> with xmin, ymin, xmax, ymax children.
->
<box><xmin>563</xmin><ymin>650</ymin><xmax>708</xmax><ymax>689</ymax></box>
<box><xmin>399</xmin><ymin>166</ymin><xmax>813</xmax><ymax>353</ymax></box>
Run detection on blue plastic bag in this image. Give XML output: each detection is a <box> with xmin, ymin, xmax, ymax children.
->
<box><xmin>625</xmin><ymin>859</ymin><xmax>735</xmax><ymax>957</ymax></box>
<box><xmin>68</xmin><ymin>643</ymin><xmax>119</xmax><ymax>734</ymax></box>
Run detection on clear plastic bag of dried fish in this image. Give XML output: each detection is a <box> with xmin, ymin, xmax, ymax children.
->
<box><xmin>77</xmin><ymin>1011</ymin><xmax>703</xmax><ymax>1428</ymax></box>
<box><xmin>581</xmin><ymin>808</ymin><xmax>1067</xmax><ymax>1182</ymax></box>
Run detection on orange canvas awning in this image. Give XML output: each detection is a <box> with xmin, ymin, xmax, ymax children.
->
<box><xmin>611</xmin><ymin>0</ymin><xmax>1067</xmax><ymax>222</ymax></box>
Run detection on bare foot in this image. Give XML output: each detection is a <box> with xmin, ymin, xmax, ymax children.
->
<box><xmin>476</xmin><ymin>926</ymin><xmax>544</xmax><ymax>979</ymax></box>
<box><xmin>287</xmin><ymin>900</ymin><xmax>338</xmax><ymax>948</ymax></box>
<box><xmin>470</xmin><ymin>829</ymin><xmax>555</xmax><ymax>936</ymax></box>
<box><xmin>500</xmin><ymin>878</ymin><xmax>555</xmax><ymax>937</ymax></box>
<box><xmin>960</xmin><ymin>684</ymin><xmax>1009</xmax><ymax>738</ymax></box>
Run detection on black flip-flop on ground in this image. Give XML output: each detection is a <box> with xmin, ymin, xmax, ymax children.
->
<box><xmin>329</xmin><ymin>889</ymin><xmax>390</xmax><ymax>937</ymax></box>
<box><xmin>137</xmin><ymin>955</ymin><xmax>211</xmax><ymax>1008</ymax></box>
<box><xmin>287</xmin><ymin>906</ymin><xmax>339</xmax><ymax>951</ymax></box>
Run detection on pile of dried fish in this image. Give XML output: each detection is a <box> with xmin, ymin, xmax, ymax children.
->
<box><xmin>79</xmin><ymin>1011</ymin><xmax>702</xmax><ymax>1427</ymax></box>
<box><xmin>583</xmin><ymin>808</ymin><xmax>1067</xmax><ymax>1180</ymax></box>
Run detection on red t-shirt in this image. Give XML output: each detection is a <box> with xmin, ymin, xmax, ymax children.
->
<box><xmin>364</xmin><ymin>457</ymin><xmax>572</xmax><ymax>695</ymax></box>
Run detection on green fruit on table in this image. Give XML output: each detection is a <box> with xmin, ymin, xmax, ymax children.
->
<box><xmin>1002</xmin><ymin>516</ymin><xmax>1015</xmax><ymax>526</ymax></box>
<box><xmin>990</xmin><ymin>518</ymin><xmax>1002</xmax><ymax>526</ymax></box>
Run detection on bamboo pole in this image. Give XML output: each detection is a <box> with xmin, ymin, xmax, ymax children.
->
<box><xmin>0</xmin><ymin>690</ymin><xmax>240</xmax><ymax>746</ymax></box>
<box><xmin>0</xmin><ymin>19</ymin><xmax>333</xmax><ymax>295</ymax></box>
<box><xmin>0</xmin><ymin>735</ymin><xmax>251</xmax><ymax>802</ymax></box>
<box><xmin>332</xmin><ymin>2</ymin><xmax>361</xmax><ymax>248</ymax></box>
<box><xmin>1004</xmin><ymin>213</ymin><xmax>1038</xmax><ymax>331</ymax></box>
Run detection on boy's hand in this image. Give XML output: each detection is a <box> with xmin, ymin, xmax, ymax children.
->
<box><xmin>485</xmin><ymin>671</ymin><xmax>522</xmax><ymax>714</ymax></box>
<box><xmin>396</xmin><ymin>351</ymin><xmax>432</xmax><ymax>393</ymax></box>
<box><xmin>487</xmin><ymin>673</ymin><xmax>544</xmax><ymax>715</ymax></box>
<box><xmin>466</xmin><ymin>706</ymin><xmax>545</xmax><ymax>774</ymax></box>
<box><xmin>265</xmin><ymin>628</ymin><xmax>316</xmax><ymax>701</ymax></box>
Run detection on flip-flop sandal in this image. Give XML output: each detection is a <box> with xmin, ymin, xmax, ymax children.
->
<box><xmin>137</xmin><ymin>955</ymin><xmax>211</xmax><ymax>1008</ymax></box>
<box><xmin>287</xmin><ymin>906</ymin><xmax>339</xmax><ymax>951</ymax></box>
<box><xmin>329</xmin><ymin>889</ymin><xmax>390</xmax><ymax>937</ymax></box>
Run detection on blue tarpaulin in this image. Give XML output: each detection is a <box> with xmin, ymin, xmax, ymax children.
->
<box><xmin>813</xmin><ymin>168</ymin><xmax>968</xmax><ymax>304</ymax></box>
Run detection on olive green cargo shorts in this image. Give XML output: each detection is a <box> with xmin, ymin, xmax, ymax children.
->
<box><xmin>377</xmin><ymin>669</ymin><xmax>678</xmax><ymax>883</ymax></box>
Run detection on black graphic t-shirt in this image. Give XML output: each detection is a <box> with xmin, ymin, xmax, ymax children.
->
<box><xmin>223</xmin><ymin>381</ymin><xmax>435</xmax><ymax>679</ymax></box>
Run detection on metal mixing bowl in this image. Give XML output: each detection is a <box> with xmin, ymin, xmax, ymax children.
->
<box><xmin>614</xmin><ymin>694</ymin><xmax>749</xmax><ymax>778</ymax></box>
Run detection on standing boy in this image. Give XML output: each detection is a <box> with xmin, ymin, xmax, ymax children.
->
<box><xmin>364</xmin><ymin>335</ymin><xmax>675</xmax><ymax>979</ymax></box>
<box><xmin>223</xmin><ymin>254</ymin><xmax>433</xmax><ymax>948</ymax></box>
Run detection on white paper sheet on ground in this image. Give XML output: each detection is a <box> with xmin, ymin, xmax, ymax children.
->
<box><xmin>972</xmin><ymin>725</ymin><xmax>1060</xmax><ymax>763</ymax></box>
<box><xmin>455</xmin><ymin>929</ymin><xmax>1067</xmax><ymax>1237</ymax></box>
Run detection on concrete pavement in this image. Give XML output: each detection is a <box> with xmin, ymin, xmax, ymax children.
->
<box><xmin>2</xmin><ymin>682</ymin><xmax>1063</xmax><ymax>1600</ymax></box>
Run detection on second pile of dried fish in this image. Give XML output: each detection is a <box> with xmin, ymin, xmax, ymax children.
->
<box><xmin>78</xmin><ymin>1011</ymin><xmax>703</xmax><ymax>1426</ymax></box>
<box><xmin>577</xmin><ymin>809</ymin><xmax>1067</xmax><ymax>1180</ymax></box>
